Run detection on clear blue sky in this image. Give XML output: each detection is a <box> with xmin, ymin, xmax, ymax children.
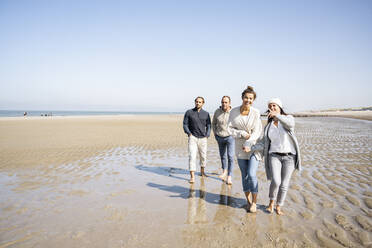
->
<box><xmin>1</xmin><ymin>0</ymin><xmax>371</xmax><ymax>113</ymax></box>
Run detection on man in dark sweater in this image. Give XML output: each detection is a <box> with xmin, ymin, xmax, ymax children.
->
<box><xmin>183</xmin><ymin>96</ymin><xmax>211</xmax><ymax>183</ymax></box>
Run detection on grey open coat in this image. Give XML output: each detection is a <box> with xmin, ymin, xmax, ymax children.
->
<box><xmin>251</xmin><ymin>114</ymin><xmax>301</xmax><ymax>180</ymax></box>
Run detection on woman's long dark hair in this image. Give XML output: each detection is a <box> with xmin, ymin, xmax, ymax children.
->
<box><xmin>266</xmin><ymin>107</ymin><xmax>287</xmax><ymax>123</ymax></box>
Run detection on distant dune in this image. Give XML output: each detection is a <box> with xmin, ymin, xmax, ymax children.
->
<box><xmin>293</xmin><ymin>107</ymin><xmax>372</xmax><ymax>121</ymax></box>
<box><xmin>315</xmin><ymin>106</ymin><xmax>372</xmax><ymax>112</ymax></box>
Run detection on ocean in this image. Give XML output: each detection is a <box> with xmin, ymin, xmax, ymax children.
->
<box><xmin>0</xmin><ymin>110</ymin><xmax>183</xmax><ymax>117</ymax></box>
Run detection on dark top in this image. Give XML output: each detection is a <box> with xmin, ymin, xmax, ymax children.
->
<box><xmin>183</xmin><ymin>108</ymin><xmax>211</xmax><ymax>138</ymax></box>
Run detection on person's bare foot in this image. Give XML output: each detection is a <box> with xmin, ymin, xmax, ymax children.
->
<box><xmin>249</xmin><ymin>202</ymin><xmax>257</xmax><ymax>213</ymax></box>
<box><xmin>266</xmin><ymin>204</ymin><xmax>274</xmax><ymax>213</ymax></box>
<box><xmin>245</xmin><ymin>203</ymin><xmax>250</xmax><ymax>212</ymax></box>
<box><xmin>226</xmin><ymin>176</ymin><xmax>232</xmax><ymax>185</ymax></box>
<box><xmin>247</xmin><ymin>194</ymin><xmax>252</xmax><ymax>205</ymax></box>
<box><xmin>200</xmin><ymin>168</ymin><xmax>208</xmax><ymax>177</ymax></box>
<box><xmin>275</xmin><ymin>206</ymin><xmax>284</xmax><ymax>215</ymax></box>
<box><xmin>218</xmin><ymin>171</ymin><xmax>227</xmax><ymax>181</ymax></box>
<box><xmin>189</xmin><ymin>177</ymin><xmax>195</xmax><ymax>184</ymax></box>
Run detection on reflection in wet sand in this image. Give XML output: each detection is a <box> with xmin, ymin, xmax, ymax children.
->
<box><xmin>186</xmin><ymin>179</ymin><xmax>207</xmax><ymax>224</ymax></box>
<box><xmin>213</xmin><ymin>184</ymin><xmax>234</xmax><ymax>224</ymax></box>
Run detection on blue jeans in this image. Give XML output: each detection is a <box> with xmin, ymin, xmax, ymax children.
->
<box><xmin>215</xmin><ymin>135</ymin><xmax>235</xmax><ymax>176</ymax></box>
<box><xmin>238</xmin><ymin>155</ymin><xmax>259</xmax><ymax>193</ymax></box>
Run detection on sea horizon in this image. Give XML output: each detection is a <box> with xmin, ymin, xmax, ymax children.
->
<box><xmin>0</xmin><ymin>110</ymin><xmax>184</xmax><ymax>117</ymax></box>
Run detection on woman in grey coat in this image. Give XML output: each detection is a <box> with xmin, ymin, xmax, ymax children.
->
<box><xmin>252</xmin><ymin>98</ymin><xmax>301</xmax><ymax>215</ymax></box>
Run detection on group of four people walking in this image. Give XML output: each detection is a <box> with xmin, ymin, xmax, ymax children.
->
<box><xmin>183</xmin><ymin>86</ymin><xmax>301</xmax><ymax>215</ymax></box>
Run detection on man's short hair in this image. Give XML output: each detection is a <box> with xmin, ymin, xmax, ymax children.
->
<box><xmin>195</xmin><ymin>96</ymin><xmax>205</xmax><ymax>103</ymax></box>
<box><xmin>221</xmin><ymin>96</ymin><xmax>231</xmax><ymax>102</ymax></box>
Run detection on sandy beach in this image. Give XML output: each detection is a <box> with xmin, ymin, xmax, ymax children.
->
<box><xmin>0</xmin><ymin>115</ymin><xmax>371</xmax><ymax>247</ymax></box>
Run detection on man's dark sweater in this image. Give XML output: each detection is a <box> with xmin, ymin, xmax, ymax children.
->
<box><xmin>183</xmin><ymin>108</ymin><xmax>211</xmax><ymax>138</ymax></box>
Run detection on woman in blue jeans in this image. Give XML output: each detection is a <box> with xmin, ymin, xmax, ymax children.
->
<box><xmin>227</xmin><ymin>86</ymin><xmax>263</xmax><ymax>212</ymax></box>
<box><xmin>212</xmin><ymin>96</ymin><xmax>235</xmax><ymax>184</ymax></box>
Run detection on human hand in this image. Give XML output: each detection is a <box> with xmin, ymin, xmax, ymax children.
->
<box><xmin>268</xmin><ymin>109</ymin><xmax>278</xmax><ymax>120</ymax></box>
<box><xmin>242</xmin><ymin>146</ymin><xmax>251</xmax><ymax>153</ymax></box>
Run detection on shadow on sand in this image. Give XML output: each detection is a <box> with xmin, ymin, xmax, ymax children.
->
<box><xmin>135</xmin><ymin>164</ymin><xmax>224</xmax><ymax>182</ymax></box>
<box><xmin>135</xmin><ymin>164</ymin><xmax>189</xmax><ymax>181</ymax></box>
<box><xmin>137</xmin><ymin>165</ymin><xmax>267</xmax><ymax>212</ymax></box>
<box><xmin>147</xmin><ymin>180</ymin><xmax>247</xmax><ymax>209</ymax></box>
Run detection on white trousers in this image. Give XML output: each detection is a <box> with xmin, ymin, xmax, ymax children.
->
<box><xmin>188</xmin><ymin>135</ymin><xmax>207</xmax><ymax>172</ymax></box>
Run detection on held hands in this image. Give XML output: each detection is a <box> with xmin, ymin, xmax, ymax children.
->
<box><xmin>242</xmin><ymin>146</ymin><xmax>251</xmax><ymax>153</ymax></box>
<box><xmin>244</xmin><ymin>133</ymin><xmax>250</xmax><ymax>140</ymax></box>
<box><xmin>243</xmin><ymin>132</ymin><xmax>251</xmax><ymax>153</ymax></box>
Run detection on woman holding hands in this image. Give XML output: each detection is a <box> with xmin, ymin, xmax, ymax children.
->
<box><xmin>227</xmin><ymin>86</ymin><xmax>263</xmax><ymax>213</ymax></box>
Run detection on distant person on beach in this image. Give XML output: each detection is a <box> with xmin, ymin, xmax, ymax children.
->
<box><xmin>23</xmin><ymin>112</ymin><xmax>27</xmax><ymax>117</ymax></box>
<box><xmin>183</xmin><ymin>96</ymin><xmax>211</xmax><ymax>183</ymax></box>
<box><xmin>252</xmin><ymin>98</ymin><xmax>301</xmax><ymax>215</ymax></box>
<box><xmin>227</xmin><ymin>86</ymin><xmax>262</xmax><ymax>213</ymax></box>
<box><xmin>212</xmin><ymin>96</ymin><xmax>235</xmax><ymax>185</ymax></box>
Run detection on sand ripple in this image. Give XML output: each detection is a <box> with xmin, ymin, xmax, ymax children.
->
<box><xmin>0</xmin><ymin>117</ymin><xmax>371</xmax><ymax>247</ymax></box>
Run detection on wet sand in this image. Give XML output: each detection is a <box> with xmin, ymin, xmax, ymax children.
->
<box><xmin>0</xmin><ymin>115</ymin><xmax>371</xmax><ymax>247</ymax></box>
